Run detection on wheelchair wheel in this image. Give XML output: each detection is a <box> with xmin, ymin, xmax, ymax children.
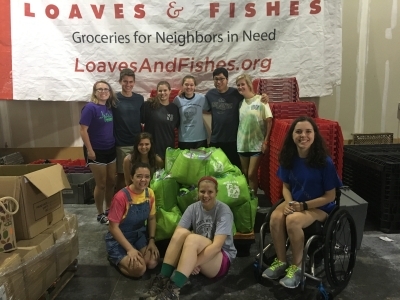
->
<box><xmin>324</xmin><ymin>209</ymin><xmax>357</xmax><ymax>289</ymax></box>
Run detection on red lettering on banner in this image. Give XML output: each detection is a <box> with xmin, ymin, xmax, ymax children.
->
<box><xmin>310</xmin><ymin>0</ymin><xmax>321</xmax><ymax>14</ymax></box>
<box><xmin>69</xmin><ymin>5</ymin><xmax>82</xmax><ymax>19</ymax></box>
<box><xmin>229</xmin><ymin>3</ymin><xmax>235</xmax><ymax>18</ymax></box>
<box><xmin>91</xmin><ymin>4</ymin><xmax>105</xmax><ymax>19</ymax></box>
<box><xmin>245</xmin><ymin>4</ymin><xmax>256</xmax><ymax>17</ymax></box>
<box><xmin>290</xmin><ymin>1</ymin><xmax>299</xmax><ymax>16</ymax></box>
<box><xmin>24</xmin><ymin>3</ymin><xmax>35</xmax><ymax>17</ymax></box>
<box><xmin>210</xmin><ymin>3</ymin><xmax>219</xmax><ymax>18</ymax></box>
<box><xmin>45</xmin><ymin>4</ymin><xmax>59</xmax><ymax>19</ymax></box>
<box><xmin>74</xmin><ymin>58</ymin><xmax>84</xmax><ymax>72</ymax></box>
<box><xmin>114</xmin><ymin>4</ymin><xmax>124</xmax><ymax>18</ymax></box>
<box><xmin>266</xmin><ymin>2</ymin><xmax>280</xmax><ymax>16</ymax></box>
<box><xmin>134</xmin><ymin>4</ymin><xmax>145</xmax><ymax>18</ymax></box>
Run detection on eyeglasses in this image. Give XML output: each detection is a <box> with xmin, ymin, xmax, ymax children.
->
<box><xmin>96</xmin><ymin>88</ymin><xmax>110</xmax><ymax>93</ymax></box>
<box><xmin>213</xmin><ymin>77</ymin><xmax>226</xmax><ymax>82</ymax></box>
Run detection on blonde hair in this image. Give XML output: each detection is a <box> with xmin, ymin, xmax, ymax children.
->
<box><xmin>90</xmin><ymin>80</ymin><xmax>118</xmax><ymax>108</ymax></box>
<box><xmin>235</xmin><ymin>74</ymin><xmax>254</xmax><ymax>93</ymax></box>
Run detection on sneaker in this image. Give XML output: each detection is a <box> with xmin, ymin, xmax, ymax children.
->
<box><xmin>262</xmin><ymin>258</ymin><xmax>287</xmax><ymax>279</ymax></box>
<box><xmin>97</xmin><ymin>213</ymin><xmax>109</xmax><ymax>225</ymax></box>
<box><xmin>153</xmin><ymin>281</ymin><xmax>180</xmax><ymax>300</ymax></box>
<box><xmin>279</xmin><ymin>265</ymin><xmax>302</xmax><ymax>289</ymax></box>
<box><xmin>140</xmin><ymin>275</ymin><xmax>169</xmax><ymax>299</ymax></box>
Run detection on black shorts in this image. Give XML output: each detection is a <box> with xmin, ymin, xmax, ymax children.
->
<box><xmin>238</xmin><ymin>152</ymin><xmax>262</xmax><ymax>158</ymax></box>
<box><xmin>178</xmin><ymin>140</ymin><xmax>208</xmax><ymax>150</ymax></box>
<box><xmin>83</xmin><ymin>146</ymin><xmax>116</xmax><ymax>165</ymax></box>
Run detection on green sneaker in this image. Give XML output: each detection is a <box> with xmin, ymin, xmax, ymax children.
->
<box><xmin>279</xmin><ymin>265</ymin><xmax>301</xmax><ymax>289</ymax></box>
<box><xmin>262</xmin><ymin>258</ymin><xmax>287</xmax><ymax>279</ymax></box>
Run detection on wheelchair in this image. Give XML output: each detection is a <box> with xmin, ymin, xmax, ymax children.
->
<box><xmin>254</xmin><ymin>187</ymin><xmax>357</xmax><ymax>299</ymax></box>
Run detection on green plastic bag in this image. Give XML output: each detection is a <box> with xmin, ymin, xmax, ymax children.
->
<box><xmin>155</xmin><ymin>206</ymin><xmax>182</xmax><ymax>241</ymax></box>
<box><xmin>206</xmin><ymin>147</ymin><xmax>242</xmax><ymax>176</ymax></box>
<box><xmin>216</xmin><ymin>173</ymin><xmax>251</xmax><ymax>207</ymax></box>
<box><xmin>177</xmin><ymin>186</ymin><xmax>198</xmax><ymax>213</ymax></box>
<box><xmin>169</xmin><ymin>149</ymin><xmax>210</xmax><ymax>185</ymax></box>
<box><xmin>150</xmin><ymin>170</ymin><xmax>179</xmax><ymax>211</ymax></box>
<box><xmin>164</xmin><ymin>148</ymin><xmax>182</xmax><ymax>173</ymax></box>
<box><xmin>231</xmin><ymin>195</ymin><xmax>258</xmax><ymax>233</ymax></box>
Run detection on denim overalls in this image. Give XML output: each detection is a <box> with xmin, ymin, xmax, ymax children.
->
<box><xmin>105</xmin><ymin>187</ymin><xmax>151</xmax><ymax>265</ymax></box>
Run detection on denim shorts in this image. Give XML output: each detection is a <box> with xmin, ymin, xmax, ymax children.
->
<box><xmin>105</xmin><ymin>228</ymin><xmax>147</xmax><ymax>266</ymax></box>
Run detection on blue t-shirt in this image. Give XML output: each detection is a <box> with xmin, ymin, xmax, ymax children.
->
<box><xmin>277</xmin><ymin>156</ymin><xmax>342</xmax><ymax>213</ymax></box>
<box><xmin>79</xmin><ymin>102</ymin><xmax>115</xmax><ymax>150</ymax></box>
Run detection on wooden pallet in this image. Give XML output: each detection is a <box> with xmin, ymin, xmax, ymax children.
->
<box><xmin>38</xmin><ymin>259</ymin><xmax>78</xmax><ymax>300</ymax></box>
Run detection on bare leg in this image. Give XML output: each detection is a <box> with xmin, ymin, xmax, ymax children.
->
<box><xmin>286</xmin><ymin>209</ymin><xmax>328</xmax><ymax>266</ymax></box>
<box><xmin>163</xmin><ymin>227</ymin><xmax>191</xmax><ymax>267</ymax></box>
<box><xmin>89</xmin><ymin>164</ymin><xmax>107</xmax><ymax>214</ymax></box>
<box><xmin>105</xmin><ymin>162</ymin><xmax>116</xmax><ymax>209</ymax></box>
<box><xmin>269</xmin><ymin>203</ymin><xmax>288</xmax><ymax>262</ymax></box>
<box><xmin>248</xmin><ymin>155</ymin><xmax>262</xmax><ymax>194</ymax></box>
<box><xmin>118</xmin><ymin>255</ymin><xmax>146</xmax><ymax>278</ymax></box>
<box><xmin>239</xmin><ymin>156</ymin><xmax>250</xmax><ymax>180</ymax></box>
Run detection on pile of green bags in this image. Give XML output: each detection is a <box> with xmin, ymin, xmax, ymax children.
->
<box><xmin>151</xmin><ymin>147</ymin><xmax>258</xmax><ymax>241</ymax></box>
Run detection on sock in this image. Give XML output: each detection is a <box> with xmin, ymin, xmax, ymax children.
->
<box><xmin>160</xmin><ymin>263</ymin><xmax>175</xmax><ymax>278</ymax></box>
<box><xmin>171</xmin><ymin>271</ymin><xmax>188</xmax><ymax>288</ymax></box>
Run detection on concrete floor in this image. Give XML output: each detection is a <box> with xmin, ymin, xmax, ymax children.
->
<box><xmin>56</xmin><ymin>200</ymin><xmax>400</xmax><ymax>300</ymax></box>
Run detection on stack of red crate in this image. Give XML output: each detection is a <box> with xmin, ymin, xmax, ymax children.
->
<box><xmin>253</xmin><ymin>77</ymin><xmax>299</xmax><ymax>102</ymax></box>
<box><xmin>30</xmin><ymin>159</ymin><xmax>91</xmax><ymax>173</ymax></box>
<box><xmin>269</xmin><ymin>102</ymin><xmax>318</xmax><ymax>119</ymax></box>
<box><xmin>265</xmin><ymin>118</ymin><xmax>344</xmax><ymax>204</ymax></box>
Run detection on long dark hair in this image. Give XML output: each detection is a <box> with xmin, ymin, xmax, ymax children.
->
<box><xmin>148</xmin><ymin>81</ymin><xmax>171</xmax><ymax>109</ymax></box>
<box><xmin>279</xmin><ymin>116</ymin><xmax>329</xmax><ymax>169</ymax></box>
<box><xmin>130</xmin><ymin>132</ymin><xmax>156</xmax><ymax>168</ymax></box>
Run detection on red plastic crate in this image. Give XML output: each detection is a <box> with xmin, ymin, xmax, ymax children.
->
<box><xmin>269</xmin><ymin>102</ymin><xmax>318</xmax><ymax>119</ymax></box>
<box><xmin>253</xmin><ymin>78</ymin><xmax>299</xmax><ymax>102</ymax></box>
<box><xmin>30</xmin><ymin>159</ymin><xmax>91</xmax><ymax>173</ymax></box>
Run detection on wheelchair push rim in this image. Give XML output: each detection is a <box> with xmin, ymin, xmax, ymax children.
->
<box><xmin>324</xmin><ymin>209</ymin><xmax>357</xmax><ymax>289</ymax></box>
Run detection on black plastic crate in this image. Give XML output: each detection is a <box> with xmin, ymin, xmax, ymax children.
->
<box><xmin>343</xmin><ymin>145</ymin><xmax>400</xmax><ymax>233</ymax></box>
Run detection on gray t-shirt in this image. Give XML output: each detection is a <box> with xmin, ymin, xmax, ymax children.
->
<box><xmin>204</xmin><ymin>87</ymin><xmax>243</xmax><ymax>143</ymax></box>
<box><xmin>173</xmin><ymin>93</ymin><xmax>208</xmax><ymax>142</ymax></box>
<box><xmin>178</xmin><ymin>201</ymin><xmax>237</xmax><ymax>262</ymax></box>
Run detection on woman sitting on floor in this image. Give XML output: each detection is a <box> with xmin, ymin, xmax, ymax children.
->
<box><xmin>142</xmin><ymin>176</ymin><xmax>237</xmax><ymax>300</ymax></box>
<box><xmin>105</xmin><ymin>162</ymin><xmax>159</xmax><ymax>278</ymax></box>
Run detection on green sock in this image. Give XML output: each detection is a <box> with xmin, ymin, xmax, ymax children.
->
<box><xmin>160</xmin><ymin>263</ymin><xmax>175</xmax><ymax>278</ymax></box>
<box><xmin>171</xmin><ymin>271</ymin><xmax>188</xmax><ymax>288</ymax></box>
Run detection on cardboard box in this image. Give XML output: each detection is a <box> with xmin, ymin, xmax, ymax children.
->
<box><xmin>43</xmin><ymin>218</ymin><xmax>79</xmax><ymax>275</ymax></box>
<box><xmin>0</xmin><ymin>252</ymin><xmax>26</xmax><ymax>300</ymax></box>
<box><xmin>339</xmin><ymin>189</ymin><xmax>368</xmax><ymax>250</ymax></box>
<box><xmin>17</xmin><ymin>233</ymin><xmax>54</xmax><ymax>252</ymax></box>
<box><xmin>0</xmin><ymin>164</ymin><xmax>71</xmax><ymax>240</ymax></box>
<box><xmin>15</xmin><ymin>234</ymin><xmax>57</xmax><ymax>300</ymax></box>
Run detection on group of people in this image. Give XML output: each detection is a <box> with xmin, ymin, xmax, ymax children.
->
<box><xmin>79</xmin><ymin>67</ymin><xmax>342</xmax><ymax>297</ymax></box>
<box><xmin>79</xmin><ymin>67</ymin><xmax>271</xmax><ymax>226</ymax></box>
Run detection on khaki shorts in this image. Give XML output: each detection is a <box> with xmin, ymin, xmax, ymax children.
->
<box><xmin>116</xmin><ymin>146</ymin><xmax>132</xmax><ymax>173</ymax></box>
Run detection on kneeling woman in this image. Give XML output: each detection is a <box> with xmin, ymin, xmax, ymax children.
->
<box><xmin>143</xmin><ymin>176</ymin><xmax>237</xmax><ymax>299</ymax></box>
<box><xmin>262</xmin><ymin>116</ymin><xmax>342</xmax><ymax>289</ymax></box>
<box><xmin>105</xmin><ymin>162</ymin><xmax>159</xmax><ymax>278</ymax></box>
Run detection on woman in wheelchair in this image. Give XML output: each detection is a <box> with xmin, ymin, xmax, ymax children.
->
<box><xmin>262</xmin><ymin>116</ymin><xmax>342</xmax><ymax>289</ymax></box>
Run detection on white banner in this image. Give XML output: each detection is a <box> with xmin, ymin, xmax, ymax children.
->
<box><xmin>8</xmin><ymin>0</ymin><xmax>341</xmax><ymax>101</ymax></box>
